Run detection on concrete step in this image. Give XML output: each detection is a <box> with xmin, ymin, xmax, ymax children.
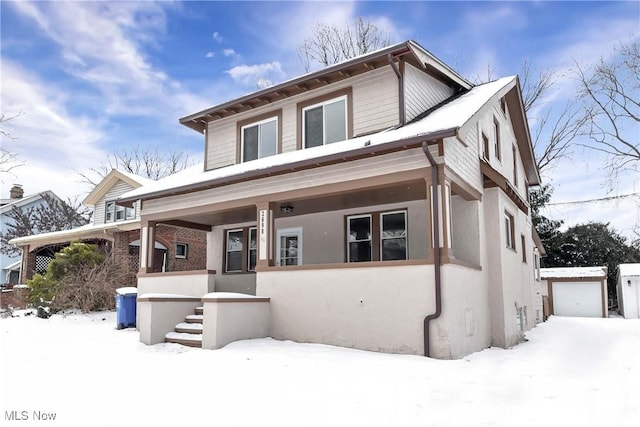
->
<box><xmin>175</xmin><ymin>322</ymin><xmax>203</xmax><ymax>334</ymax></box>
<box><xmin>195</xmin><ymin>306</ymin><xmax>204</xmax><ymax>315</ymax></box>
<box><xmin>185</xmin><ymin>314</ymin><xmax>203</xmax><ymax>324</ymax></box>
<box><xmin>165</xmin><ymin>332</ymin><xmax>202</xmax><ymax>348</ymax></box>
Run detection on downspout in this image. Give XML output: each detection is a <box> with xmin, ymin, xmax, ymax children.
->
<box><xmin>422</xmin><ymin>140</ymin><xmax>441</xmax><ymax>357</ymax></box>
<box><xmin>387</xmin><ymin>54</ymin><xmax>405</xmax><ymax>125</ymax></box>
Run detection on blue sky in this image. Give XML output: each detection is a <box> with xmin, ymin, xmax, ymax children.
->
<box><xmin>1</xmin><ymin>1</ymin><xmax>638</xmax><ymax>238</ymax></box>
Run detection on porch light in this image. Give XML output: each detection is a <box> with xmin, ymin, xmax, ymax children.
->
<box><xmin>280</xmin><ymin>205</ymin><xmax>294</xmax><ymax>213</ymax></box>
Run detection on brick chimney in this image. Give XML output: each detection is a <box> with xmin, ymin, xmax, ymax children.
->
<box><xmin>10</xmin><ymin>184</ymin><xmax>24</xmax><ymax>199</ymax></box>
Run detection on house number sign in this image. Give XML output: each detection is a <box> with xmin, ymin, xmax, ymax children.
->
<box><xmin>259</xmin><ymin>209</ymin><xmax>267</xmax><ymax>260</ymax></box>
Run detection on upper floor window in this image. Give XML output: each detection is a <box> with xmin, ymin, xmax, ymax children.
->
<box><xmin>494</xmin><ymin>118</ymin><xmax>501</xmax><ymax>161</ymax></box>
<box><xmin>105</xmin><ymin>201</ymin><xmax>135</xmax><ymax>223</ymax></box>
<box><xmin>302</xmin><ymin>96</ymin><xmax>348</xmax><ymax>148</ymax></box>
<box><xmin>512</xmin><ymin>146</ymin><xmax>519</xmax><ymax>186</ymax></box>
<box><xmin>482</xmin><ymin>132</ymin><xmax>490</xmax><ymax>161</ymax></box>
<box><xmin>241</xmin><ymin>117</ymin><xmax>277</xmax><ymax>162</ymax></box>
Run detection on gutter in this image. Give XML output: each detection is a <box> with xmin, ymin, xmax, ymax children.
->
<box><xmin>422</xmin><ymin>140</ymin><xmax>443</xmax><ymax>358</ymax></box>
<box><xmin>119</xmin><ymin>129</ymin><xmax>459</xmax><ymax>205</ymax></box>
<box><xmin>387</xmin><ymin>54</ymin><xmax>405</xmax><ymax>125</ymax></box>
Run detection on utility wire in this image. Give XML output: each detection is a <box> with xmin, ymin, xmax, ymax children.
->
<box><xmin>547</xmin><ymin>192</ymin><xmax>640</xmax><ymax>206</ymax></box>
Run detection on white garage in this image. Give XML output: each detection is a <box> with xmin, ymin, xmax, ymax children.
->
<box><xmin>540</xmin><ymin>267</ymin><xmax>608</xmax><ymax>319</ymax></box>
<box><xmin>617</xmin><ymin>263</ymin><xmax>640</xmax><ymax>319</ymax></box>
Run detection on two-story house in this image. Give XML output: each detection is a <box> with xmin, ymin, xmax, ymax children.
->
<box><xmin>10</xmin><ymin>169</ymin><xmax>208</xmax><ymax>286</ymax></box>
<box><xmin>1</xmin><ymin>185</ymin><xmax>71</xmax><ymax>285</ymax></box>
<box><xmin>120</xmin><ymin>40</ymin><xmax>543</xmax><ymax>359</ymax></box>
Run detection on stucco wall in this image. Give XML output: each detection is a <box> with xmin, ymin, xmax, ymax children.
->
<box><xmin>430</xmin><ymin>264</ymin><xmax>491</xmax><ymax>359</ymax></box>
<box><xmin>256</xmin><ymin>265</ymin><xmax>435</xmax><ymax>355</ymax></box>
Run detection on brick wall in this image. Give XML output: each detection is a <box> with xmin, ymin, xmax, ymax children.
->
<box><xmin>0</xmin><ymin>286</ymin><xmax>30</xmax><ymax>310</ymax></box>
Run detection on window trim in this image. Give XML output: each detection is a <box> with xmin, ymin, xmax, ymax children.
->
<box><xmin>482</xmin><ymin>132</ymin><xmax>490</xmax><ymax>161</ymax></box>
<box><xmin>380</xmin><ymin>210</ymin><xmax>408</xmax><ymax>261</ymax></box>
<box><xmin>276</xmin><ymin>227</ymin><xmax>303</xmax><ymax>267</ymax></box>
<box><xmin>297</xmin><ymin>87</ymin><xmax>353</xmax><ymax>150</ymax></box>
<box><xmin>504</xmin><ymin>211</ymin><xmax>516</xmax><ymax>250</ymax></box>
<box><xmin>175</xmin><ymin>243</ymin><xmax>188</xmax><ymax>259</ymax></box>
<box><xmin>236</xmin><ymin>109</ymin><xmax>283</xmax><ymax>164</ymax></box>
<box><xmin>105</xmin><ymin>200</ymin><xmax>135</xmax><ymax>223</ymax></box>
<box><xmin>347</xmin><ymin>214</ymin><xmax>373</xmax><ymax>263</ymax></box>
<box><xmin>493</xmin><ymin>117</ymin><xmax>501</xmax><ymax>161</ymax></box>
<box><xmin>223</xmin><ymin>226</ymin><xmax>258</xmax><ymax>274</ymax></box>
<box><xmin>346</xmin><ymin>209</ymin><xmax>408</xmax><ymax>263</ymax></box>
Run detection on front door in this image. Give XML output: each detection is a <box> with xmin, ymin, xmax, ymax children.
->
<box><xmin>276</xmin><ymin>228</ymin><xmax>302</xmax><ymax>266</ymax></box>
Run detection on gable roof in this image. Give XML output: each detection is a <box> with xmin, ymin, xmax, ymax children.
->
<box><xmin>180</xmin><ymin>40</ymin><xmax>473</xmax><ymax>133</ymax></box>
<box><xmin>0</xmin><ymin>190</ymin><xmax>58</xmax><ymax>215</ymax></box>
<box><xmin>619</xmin><ymin>263</ymin><xmax>640</xmax><ymax>277</ymax></box>
<box><xmin>121</xmin><ymin>76</ymin><xmax>535</xmax><ymax>203</ymax></box>
<box><xmin>83</xmin><ymin>169</ymin><xmax>154</xmax><ymax>206</ymax></box>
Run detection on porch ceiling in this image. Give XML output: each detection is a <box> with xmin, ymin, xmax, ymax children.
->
<box><xmin>167</xmin><ymin>179</ymin><xmax>427</xmax><ymax>227</ymax></box>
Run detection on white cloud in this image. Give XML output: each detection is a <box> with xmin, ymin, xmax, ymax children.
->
<box><xmin>212</xmin><ymin>31</ymin><xmax>222</xmax><ymax>43</ymax></box>
<box><xmin>8</xmin><ymin>1</ymin><xmax>210</xmax><ymax>119</ymax></box>
<box><xmin>223</xmin><ymin>48</ymin><xmax>237</xmax><ymax>57</ymax></box>
<box><xmin>206</xmin><ymin>52</ymin><xmax>215</xmax><ymax>58</ymax></box>
<box><xmin>226</xmin><ymin>62</ymin><xmax>284</xmax><ymax>87</ymax></box>
<box><xmin>0</xmin><ymin>61</ymin><xmax>107</xmax><ymax>199</ymax></box>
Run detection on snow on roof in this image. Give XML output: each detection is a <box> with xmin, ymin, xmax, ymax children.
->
<box><xmin>618</xmin><ymin>263</ymin><xmax>640</xmax><ymax>277</ymax></box>
<box><xmin>0</xmin><ymin>190</ymin><xmax>56</xmax><ymax>215</ymax></box>
<box><xmin>540</xmin><ymin>267</ymin><xmax>608</xmax><ymax>279</ymax></box>
<box><xmin>122</xmin><ymin>76</ymin><xmax>516</xmax><ymax>201</ymax></box>
<box><xmin>9</xmin><ymin>219</ymin><xmax>139</xmax><ymax>246</ymax></box>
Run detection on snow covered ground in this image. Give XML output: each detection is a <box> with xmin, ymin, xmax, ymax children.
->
<box><xmin>1</xmin><ymin>311</ymin><xmax>639</xmax><ymax>427</ymax></box>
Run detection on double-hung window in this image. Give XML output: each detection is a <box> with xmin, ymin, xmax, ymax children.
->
<box><xmin>303</xmin><ymin>96</ymin><xmax>347</xmax><ymax>148</ymax></box>
<box><xmin>241</xmin><ymin>117</ymin><xmax>277</xmax><ymax>162</ymax></box>
<box><xmin>225</xmin><ymin>227</ymin><xmax>257</xmax><ymax>273</ymax></box>
<box><xmin>347</xmin><ymin>210</ymin><xmax>408</xmax><ymax>262</ymax></box>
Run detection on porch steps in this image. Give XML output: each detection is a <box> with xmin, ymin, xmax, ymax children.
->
<box><xmin>165</xmin><ymin>307</ymin><xmax>205</xmax><ymax>348</ymax></box>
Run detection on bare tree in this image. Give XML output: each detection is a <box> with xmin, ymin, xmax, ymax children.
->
<box><xmin>575</xmin><ymin>39</ymin><xmax>640</xmax><ymax>172</ymax></box>
<box><xmin>532</xmin><ymin>102</ymin><xmax>588</xmax><ymax>175</ymax></box>
<box><xmin>519</xmin><ymin>60</ymin><xmax>557</xmax><ymax>113</ymax></box>
<box><xmin>0</xmin><ymin>112</ymin><xmax>25</xmax><ymax>174</ymax></box>
<box><xmin>298</xmin><ymin>17</ymin><xmax>391</xmax><ymax>72</ymax></box>
<box><xmin>79</xmin><ymin>145</ymin><xmax>191</xmax><ymax>187</ymax></box>
<box><xmin>0</xmin><ymin>192</ymin><xmax>89</xmax><ymax>257</ymax></box>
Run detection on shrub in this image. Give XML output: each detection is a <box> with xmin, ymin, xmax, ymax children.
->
<box><xmin>27</xmin><ymin>242</ymin><xmax>129</xmax><ymax>313</ymax></box>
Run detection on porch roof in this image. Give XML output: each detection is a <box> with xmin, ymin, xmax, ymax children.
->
<box><xmin>120</xmin><ymin>76</ymin><xmax>521</xmax><ymax>204</ymax></box>
<box><xmin>9</xmin><ymin>219</ymin><xmax>139</xmax><ymax>248</ymax></box>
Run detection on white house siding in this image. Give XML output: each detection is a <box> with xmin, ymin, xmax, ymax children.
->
<box><xmin>93</xmin><ymin>180</ymin><xmax>137</xmax><ymax>225</ymax></box>
<box><xmin>404</xmin><ymin>63</ymin><xmax>454</xmax><ymax>122</ymax></box>
<box><xmin>475</xmin><ymin>104</ymin><xmax>527</xmax><ymax>199</ymax></box>
<box><xmin>445</xmin><ymin>132</ymin><xmax>483</xmax><ymax>193</ymax></box>
<box><xmin>205</xmin><ymin>66</ymin><xmax>399</xmax><ymax>171</ymax></box>
<box><xmin>143</xmin><ymin>148</ymin><xmax>433</xmax><ymax>217</ymax></box>
<box><xmin>256</xmin><ymin>264</ymin><xmax>436</xmax><ymax>355</ymax></box>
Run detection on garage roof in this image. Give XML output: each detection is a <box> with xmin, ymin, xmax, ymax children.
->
<box><xmin>541</xmin><ymin>267</ymin><xmax>608</xmax><ymax>279</ymax></box>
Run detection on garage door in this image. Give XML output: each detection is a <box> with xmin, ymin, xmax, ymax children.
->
<box><xmin>552</xmin><ymin>281</ymin><xmax>602</xmax><ymax>317</ymax></box>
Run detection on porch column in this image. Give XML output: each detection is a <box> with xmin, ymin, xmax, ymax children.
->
<box><xmin>255</xmin><ymin>202</ymin><xmax>275</xmax><ymax>269</ymax></box>
<box><xmin>426</xmin><ymin>177</ymin><xmax>453</xmax><ymax>259</ymax></box>
<box><xmin>18</xmin><ymin>245</ymin><xmax>33</xmax><ymax>284</ymax></box>
<box><xmin>139</xmin><ymin>221</ymin><xmax>157</xmax><ymax>273</ymax></box>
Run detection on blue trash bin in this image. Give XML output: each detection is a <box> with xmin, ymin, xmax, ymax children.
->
<box><xmin>115</xmin><ymin>287</ymin><xmax>138</xmax><ymax>329</ymax></box>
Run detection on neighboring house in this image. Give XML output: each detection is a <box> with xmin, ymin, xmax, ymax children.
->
<box><xmin>617</xmin><ymin>263</ymin><xmax>640</xmax><ymax>319</ymax></box>
<box><xmin>120</xmin><ymin>40</ymin><xmax>544</xmax><ymax>359</ymax></box>
<box><xmin>540</xmin><ymin>267</ymin><xmax>609</xmax><ymax>319</ymax></box>
<box><xmin>1</xmin><ymin>185</ymin><xmax>65</xmax><ymax>285</ymax></box>
<box><xmin>10</xmin><ymin>169</ymin><xmax>208</xmax><ymax>286</ymax></box>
